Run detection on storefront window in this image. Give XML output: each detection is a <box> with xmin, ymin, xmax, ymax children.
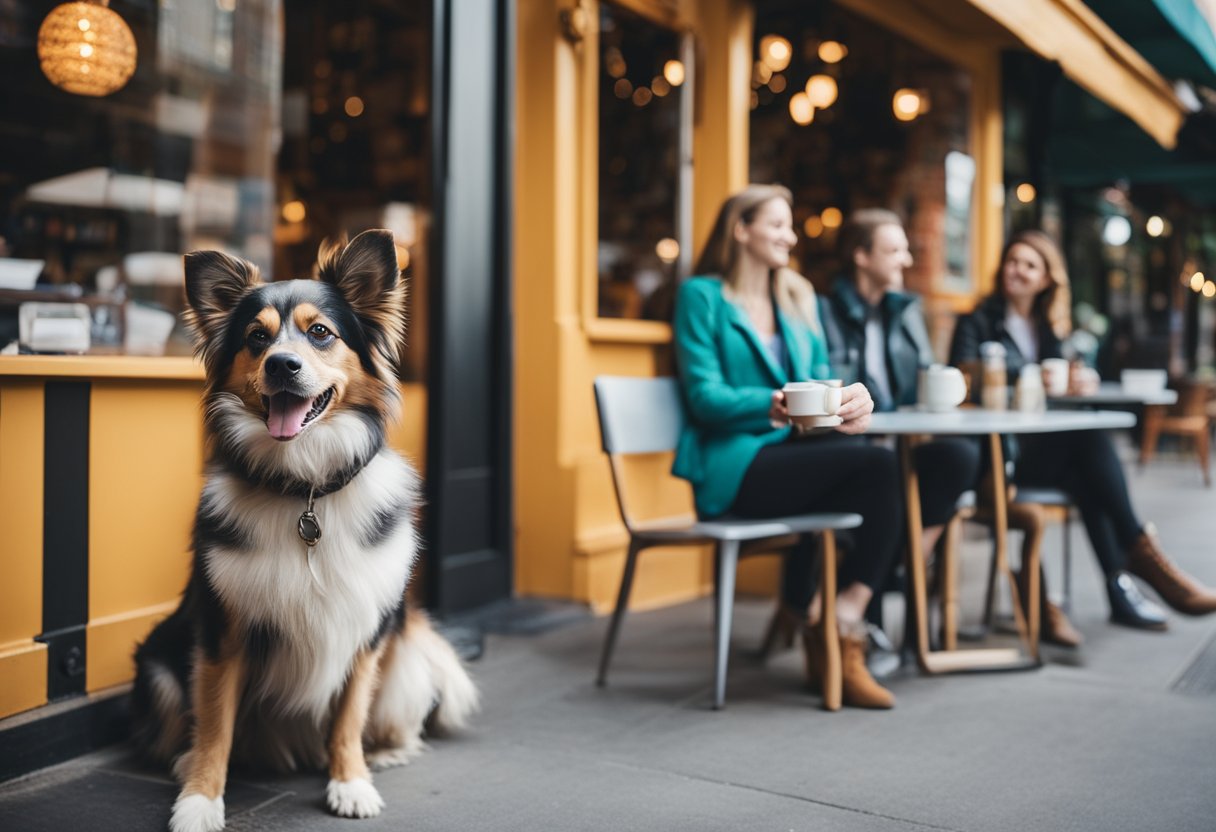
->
<box><xmin>749</xmin><ymin>4</ymin><xmax>974</xmax><ymax>299</ymax></box>
<box><xmin>0</xmin><ymin>0</ymin><xmax>429</xmax><ymax>368</ymax></box>
<box><xmin>596</xmin><ymin>1</ymin><xmax>687</xmax><ymax>321</ymax></box>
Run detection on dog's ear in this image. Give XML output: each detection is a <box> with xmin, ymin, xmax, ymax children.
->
<box><xmin>318</xmin><ymin>229</ymin><xmax>407</xmax><ymax>367</ymax></box>
<box><xmin>182</xmin><ymin>250</ymin><xmax>262</xmax><ymax>344</ymax></box>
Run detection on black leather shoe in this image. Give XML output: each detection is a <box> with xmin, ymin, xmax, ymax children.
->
<box><xmin>1107</xmin><ymin>572</ymin><xmax>1169</xmax><ymax>631</ymax></box>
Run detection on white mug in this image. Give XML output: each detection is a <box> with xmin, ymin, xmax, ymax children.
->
<box><xmin>783</xmin><ymin>381</ymin><xmax>842</xmax><ymax>417</ymax></box>
<box><xmin>919</xmin><ymin>365</ymin><xmax>967</xmax><ymax>412</ymax></box>
<box><xmin>1042</xmin><ymin>358</ymin><xmax>1070</xmax><ymax>396</ymax></box>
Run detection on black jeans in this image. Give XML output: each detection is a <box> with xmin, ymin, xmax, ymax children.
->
<box><xmin>1015</xmin><ymin>430</ymin><xmax>1142</xmax><ymax>577</ymax></box>
<box><xmin>730</xmin><ymin>434</ymin><xmax>904</xmax><ymax>610</ymax></box>
<box><xmin>914</xmin><ymin>438</ymin><xmax>983</xmax><ymax>527</ymax></box>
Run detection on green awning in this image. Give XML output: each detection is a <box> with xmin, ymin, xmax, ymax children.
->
<box><xmin>1086</xmin><ymin>0</ymin><xmax>1216</xmax><ymax>86</ymax></box>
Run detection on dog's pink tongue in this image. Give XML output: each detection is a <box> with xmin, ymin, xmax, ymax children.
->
<box><xmin>267</xmin><ymin>393</ymin><xmax>312</xmax><ymax>439</ymax></box>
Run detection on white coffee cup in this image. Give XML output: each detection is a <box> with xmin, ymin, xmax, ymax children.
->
<box><xmin>1042</xmin><ymin>358</ymin><xmax>1070</xmax><ymax>396</ymax></box>
<box><xmin>919</xmin><ymin>364</ymin><xmax>967</xmax><ymax>412</ymax></box>
<box><xmin>783</xmin><ymin>381</ymin><xmax>842</xmax><ymax>424</ymax></box>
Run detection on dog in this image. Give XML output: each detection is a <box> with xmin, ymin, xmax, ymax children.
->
<box><xmin>131</xmin><ymin>230</ymin><xmax>478</xmax><ymax>832</ymax></box>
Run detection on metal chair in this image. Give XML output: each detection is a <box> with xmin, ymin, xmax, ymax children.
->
<box><xmin>592</xmin><ymin>376</ymin><xmax>862</xmax><ymax>710</ymax></box>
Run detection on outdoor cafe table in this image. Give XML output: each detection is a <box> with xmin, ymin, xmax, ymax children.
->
<box><xmin>1047</xmin><ymin>382</ymin><xmax>1178</xmax><ymax>408</ymax></box>
<box><xmin>868</xmin><ymin>408</ymin><xmax>1136</xmax><ymax>675</ymax></box>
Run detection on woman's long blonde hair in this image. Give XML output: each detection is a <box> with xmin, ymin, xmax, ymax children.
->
<box><xmin>999</xmin><ymin>230</ymin><xmax>1072</xmax><ymax>339</ymax></box>
<box><xmin>694</xmin><ymin>184</ymin><xmax>821</xmax><ymax>332</ymax></box>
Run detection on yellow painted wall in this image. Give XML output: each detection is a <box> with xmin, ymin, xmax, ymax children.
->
<box><xmin>0</xmin><ymin>364</ymin><xmax>428</xmax><ymax>718</ymax></box>
<box><xmin>0</xmin><ymin>382</ymin><xmax>47</xmax><ymax>718</ymax></box>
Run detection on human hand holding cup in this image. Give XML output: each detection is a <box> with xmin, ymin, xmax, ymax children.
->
<box><xmin>783</xmin><ymin>381</ymin><xmax>843</xmax><ymax>433</ymax></box>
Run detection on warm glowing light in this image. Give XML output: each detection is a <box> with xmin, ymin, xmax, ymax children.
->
<box><xmin>759</xmin><ymin>35</ymin><xmax>792</xmax><ymax>72</ymax></box>
<box><xmin>651</xmin><ymin>75</ymin><xmax>671</xmax><ymax>97</ymax></box>
<box><xmin>282</xmin><ymin>201</ymin><xmax>306</xmax><ymax>224</ymax></box>
<box><xmin>1205</xmin><ymin>281</ymin><xmax>1216</xmax><ymax>298</ymax></box>
<box><xmin>805</xmin><ymin>74</ymin><xmax>838</xmax><ymax>109</ymax></box>
<box><xmin>614</xmin><ymin>78</ymin><xmax>633</xmax><ymax>99</ymax></box>
<box><xmin>605</xmin><ymin>47</ymin><xmax>626</xmax><ymax>79</ymax></box>
<box><xmin>768</xmin><ymin>74</ymin><xmax>787</xmax><ymax>94</ymax></box>
<box><xmin>821</xmin><ymin>207</ymin><xmax>843</xmax><ymax>229</ymax></box>
<box><xmin>39</xmin><ymin>1</ymin><xmax>137</xmax><ymax>96</ymax></box>
<box><xmin>789</xmin><ymin>92</ymin><xmax>815</xmax><ymax>125</ymax></box>
<box><xmin>656</xmin><ymin>238</ymin><xmax>680</xmax><ymax>263</ymax></box>
<box><xmin>818</xmin><ymin>41</ymin><xmax>847</xmax><ymax>63</ymax></box>
<box><xmin>663</xmin><ymin>59</ymin><xmax>685</xmax><ymax>87</ymax></box>
<box><xmin>632</xmin><ymin>86</ymin><xmax>653</xmax><ymax>107</ymax></box>
<box><xmin>893</xmin><ymin>89</ymin><xmax>921</xmax><ymax>121</ymax></box>
<box><xmin>395</xmin><ymin>244</ymin><xmax>411</xmax><ymax>271</ymax></box>
<box><xmin>344</xmin><ymin>96</ymin><xmax>364</xmax><ymax>117</ymax></box>
<box><xmin>752</xmin><ymin>61</ymin><xmax>773</xmax><ymax>87</ymax></box>
<box><xmin>1016</xmin><ymin>183</ymin><xmax>1036</xmax><ymax>203</ymax></box>
<box><xmin>1191</xmin><ymin>272</ymin><xmax>1206</xmax><ymax>292</ymax></box>
<box><xmin>803</xmin><ymin>216</ymin><xmax>824</xmax><ymax>238</ymax></box>
<box><xmin>1146</xmin><ymin>215</ymin><xmax>1165</xmax><ymax>237</ymax></box>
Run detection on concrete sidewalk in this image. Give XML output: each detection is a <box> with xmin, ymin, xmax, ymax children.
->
<box><xmin>3</xmin><ymin>447</ymin><xmax>1215</xmax><ymax>832</ymax></box>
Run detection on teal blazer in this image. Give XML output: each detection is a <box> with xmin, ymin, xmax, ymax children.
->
<box><xmin>672</xmin><ymin>276</ymin><xmax>832</xmax><ymax>517</ymax></box>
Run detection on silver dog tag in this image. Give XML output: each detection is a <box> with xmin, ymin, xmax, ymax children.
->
<box><xmin>298</xmin><ymin>509</ymin><xmax>322</xmax><ymax>546</ymax></box>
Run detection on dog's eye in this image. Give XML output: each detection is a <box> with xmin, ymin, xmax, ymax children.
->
<box><xmin>308</xmin><ymin>324</ymin><xmax>333</xmax><ymax>341</ymax></box>
<box><xmin>247</xmin><ymin>329</ymin><xmax>270</xmax><ymax>348</ymax></box>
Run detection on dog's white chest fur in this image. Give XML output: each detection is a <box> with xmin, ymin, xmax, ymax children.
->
<box><xmin>202</xmin><ymin>450</ymin><xmax>419</xmax><ymax>717</ymax></box>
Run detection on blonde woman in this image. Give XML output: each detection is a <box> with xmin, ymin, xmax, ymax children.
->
<box><xmin>672</xmin><ymin>185</ymin><xmax>902</xmax><ymax>709</ymax></box>
<box><xmin>950</xmin><ymin>230</ymin><xmax>1216</xmax><ymax>633</ymax></box>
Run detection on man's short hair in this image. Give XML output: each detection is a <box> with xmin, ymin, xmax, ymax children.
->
<box><xmin>838</xmin><ymin>208</ymin><xmax>904</xmax><ymax>263</ymax></box>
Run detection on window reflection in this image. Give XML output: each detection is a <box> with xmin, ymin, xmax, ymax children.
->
<box><xmin>597</xmin><ymin>2</ymin><xmax>682</xmax><ymax>321</ymax></box>
<box><xmin>0</xmin><ymin>0</ymin><xmax>430</xmax><ymax>369</ymax></box>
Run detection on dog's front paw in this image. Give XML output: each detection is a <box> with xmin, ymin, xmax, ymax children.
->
<box><xmin>170</xmin><ymin>792</ymin><xmax>225</xmax><ymax>832</ymax></box>
<box><xmin>326</xmin><ymin>777</ymin><xmax>385</xmax><ymax>818</ymax></box>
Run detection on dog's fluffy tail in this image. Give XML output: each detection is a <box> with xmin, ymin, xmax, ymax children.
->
<box><xmin>367</xmin><ymin>609</ymin><xmax>479</xmax><ymax>757</ymax></box>
<box><xmin>406</xmin><ymin>609</ymin><xmax>480</xmax><ymax>733</ymax></box>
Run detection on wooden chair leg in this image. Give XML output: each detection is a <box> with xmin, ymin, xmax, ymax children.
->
<box><xmin>596</xmin><ymin>538</ymin><xmax>643</xmax><ymax>687</ymax></box>
<box><xmin>1140</xmin><ymin>406</ymin><xmax>1163</xmax><ymax>468</ymax></box>
<box><xmin>712</xmin><ymin>539</ymin><xmax>740</xmax><ymax>710</ymax></box>
<box><xmin>941</xmin><ymin>513</ymin><xmax>962</xmax><ymax>651</ymax></box>
<box><xmin>1196</xmin><ymin>427</ymin><xmax>1211</xmax><ymax>487</ymax></box>
<box><xmin>819</xmin><ymin>531</ymin><xmax>841</xmax><ymax>712</ymax></box>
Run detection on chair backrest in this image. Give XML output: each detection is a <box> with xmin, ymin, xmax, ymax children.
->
<box><xmin>593</xmin><ymin>376</ymin><xmax>685</xmax><ymax>455</ymax></box>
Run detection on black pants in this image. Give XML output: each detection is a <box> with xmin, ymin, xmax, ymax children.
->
<box><xmin>1016</xmin><ymin>430</ymin><xmax>1142</xmax><ymax>576</ymax></box>
<box><xmin>730</xmin><ymin>435</ymin><xmax>903</xmax><ymax>609</ymax></box>
<box><xmin>914</xmin><ymin>438</ymin><xmax>983</xmax><ymax>527</ymax></box>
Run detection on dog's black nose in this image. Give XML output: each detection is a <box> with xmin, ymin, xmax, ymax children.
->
<box><xmin>265</xmin><ymin>353</ymin><xmax>303</xmax><ymax>378</ymax></box>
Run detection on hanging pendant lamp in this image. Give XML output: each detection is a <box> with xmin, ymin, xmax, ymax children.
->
<box><xmin>38</xmin><ymin>1</ymin><xmax>137</xmax><ymax>97</ymax></box>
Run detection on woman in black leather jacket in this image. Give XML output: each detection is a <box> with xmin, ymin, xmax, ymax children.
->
<box><xmin>950</xmin><ymin>230</ymin><xmax>1216</xmax><ymax>633</ymax></box>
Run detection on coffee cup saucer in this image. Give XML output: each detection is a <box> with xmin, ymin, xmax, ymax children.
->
<box><xmin>790</xmin><ymin>414</ymin><xmax>843</xmax><ymax>435</ymax></box>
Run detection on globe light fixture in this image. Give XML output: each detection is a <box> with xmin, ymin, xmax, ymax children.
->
<box><xmin>38</xmin><ymin>1</ymin><xmax>137</xmax><ymax>97</ymax></box>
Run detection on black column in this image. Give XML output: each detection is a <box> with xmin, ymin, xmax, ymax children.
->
<box><xmin>37</xmin><ymin>381</ymin><xmax>90</xmax><ymax>700</ymax></box>
<box><xmin>425</xmin><ymin>0</ymin><xmax>514</xmax><ymax>615</ymax></box>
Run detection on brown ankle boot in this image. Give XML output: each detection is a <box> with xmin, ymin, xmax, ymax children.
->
<box><xmin>1126</xmin><ymin>524</ymin><xmax>1216</xmax><ymax>616</ymax></box>
<box><xmin>838</xmin><ymin>622</ymin><xmax>895</xmax><ymax>709</ymax></box>
<box><xmin>1017</xmin><ymin>566</ymin><xmax>1083</xmax><ymax>648</ymax></box>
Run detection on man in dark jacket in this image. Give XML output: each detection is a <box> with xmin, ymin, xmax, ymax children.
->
<box><xmin>818</xmin><ymin>209</ymin><xmax>934</xmax><ymax>411</ymax></box>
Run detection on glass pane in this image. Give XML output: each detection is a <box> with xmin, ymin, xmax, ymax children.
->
<box><xmin>597</xmin><ymin>2</ymin><xmax>682</xmax><ymax>321</ymax></box>
<box><xmin>277</xmin><ymin>1</ymin><xmax>432</xmax><ymax>381</ymax></box>
<box><xmin>0</xmin><ymin>0</ymin><xmax>283</xmax><ymax>355</ymax></box>
<box><xmin>749</xmin><ymin>5</ymin><xmax>973</xmax><ymax>298</ymax></box>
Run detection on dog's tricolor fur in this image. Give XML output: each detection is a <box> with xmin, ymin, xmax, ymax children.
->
<box><xmin>132</xmin><ymin>230</ymin><xmax>477</xmax><ymax>832</ymax></box>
